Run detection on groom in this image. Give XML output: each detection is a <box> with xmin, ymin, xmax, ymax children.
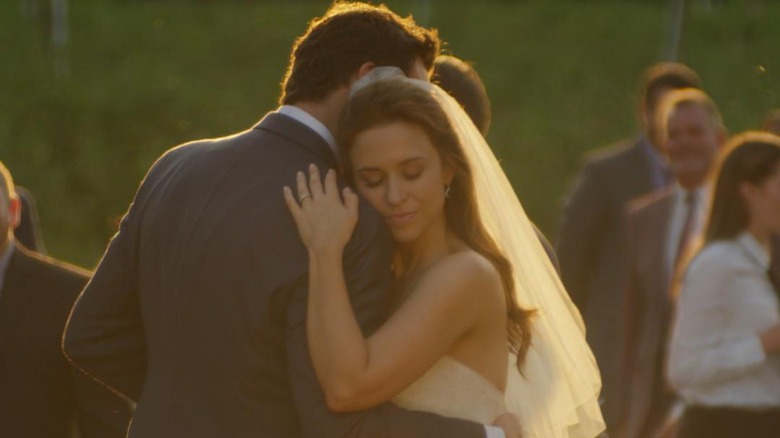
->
<box><xmin>63</xmin><ymin>3</ymin><xmax>508</xmax><ymax>437</ymax></box>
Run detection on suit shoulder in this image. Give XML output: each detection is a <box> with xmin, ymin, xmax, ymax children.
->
<box><xmin>627</xmin><ymin>187</ymin><xmax>674</xmax><ymax>216</ymax></box>
<box><xmin>20</xmin><ymin>246</ymin><xmax>91</xmax><ymax>288</ymax></box>
<box><xmin>155</xmin><ymin>126</ymin><xmax>264</xmax><ymax>169</ymax></box>
<box><xmin>157</xmin><ymin>130</ymin><xmax>248</xmax><ymax>163</ymax></box>
<box><xmin>581</xmin><ymin>137</ymin><xmax>638</xmax><ymax>170</ymax></box>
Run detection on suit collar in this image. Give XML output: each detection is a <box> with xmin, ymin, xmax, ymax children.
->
<box><xmin>633</xmin><ymin>134</ymin><xmax>671</xmax><ymax>190</ymax></box>
<box><xmin>636</xmin><ymin>134</ymin><xmax>665</xmax><ymax>167</ymax></box>
<box><xmin>643</xmin><ymin>190</ymin><xmax>677</xmax><ymax>283</ymax></box>
<box><xmin>672</xmin><ymin>183</ymin><xmax>711</xmax><ymax>206</ymax></box>
<box><xmin>277</xmin><ymin>105</ymin><xmax>337</xmax><ymax>153</ymax></box>
<box><xmin>738</xmin><ymin>231</ymin><xmax>770</xmax><ymax>270</ymax></box>
<box><xmin>0</xmin><ymin>242</ymin><xmax>38</xmax><ymax>354</ymax></box>
<box><xmin>253</xmin><ymin>112</ymin><xmax>339</xmax><ymax>168</ymax></box>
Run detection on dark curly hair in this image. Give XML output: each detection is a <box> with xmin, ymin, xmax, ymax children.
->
<box><xmin>280</xmin><ymin>2</ymin><xmax>440</xmax><ymax>105</ymax></box>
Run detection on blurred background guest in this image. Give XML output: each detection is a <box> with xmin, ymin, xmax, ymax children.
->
<box><xmin>668</xmin><ymin>132</ymin><xmax>780</xmax><ymax>438</ymax></box>
<box><xmin>433</xmin><ymin>54</ymin><xmax>560</xmax><ymax>272</ymax></box>
<box><xmin>762</xmin><ymin>109</ymin><xmax>780</xmax><ymax>136</ymax></box>
<box><xmin>15</xmin><ymin>185</ymin><xmax>46</xmax><ymax>253</ymax></box>
<box><xmin>556</xmin><ymin>62</ymin><xmax>701</xmax><ymax>429</ymax></box>
<box><xmin>617</xmin><ymin>88</ymin><xmax>727</xmax><ymax>438</ymax></box>
<box><xmin>433</xmin><ymin>55</ymin><xmax>492</xmax><ymax>135</ymax></box>
<box><xmin>0</xmin><ymin>160</ymin><xmax>130</xmax><ymax>438</ymax></box>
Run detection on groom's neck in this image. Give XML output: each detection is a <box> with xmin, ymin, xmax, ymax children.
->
<box><xmin>292</xmin><ymin>87</ymin><xmax>349</xmax><ymax>139</ymax></box>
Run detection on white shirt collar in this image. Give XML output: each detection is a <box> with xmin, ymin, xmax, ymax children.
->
<box><xmin>277</xmin><ymin>105</ymin><xmax>337</xmax><ymax>155</ymax></box>
<box><xmin>674</xmin><ymin>184</ymin><xmax>710</xmax><ymax>205</ymax></box>
<box><xmin>738</xmin><ymin>231</ymin><xmax>771</xmax><ymax>270</ymax></box>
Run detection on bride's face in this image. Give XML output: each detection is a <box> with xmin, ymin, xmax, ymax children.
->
<box><xmin>349</xmin><ymin>120</ymin><xmax>452</xmax><ymax>243</ymax></box>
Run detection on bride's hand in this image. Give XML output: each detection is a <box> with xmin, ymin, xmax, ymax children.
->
<box><xmin>283</xmin><ymin>164</ymin><xmax>359</xmax><ymax>255</ymax></box>
<box><xmin>493</xmin><ymin>412</ymin><xmax>523</xmax><ymax>438</ymax></box>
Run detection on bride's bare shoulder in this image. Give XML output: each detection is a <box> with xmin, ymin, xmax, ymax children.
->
<box><xmin>417</xmin><ymin>250</ymin><xmax>504</xmax><ymax>305</ymax></box>
<box><xmin>440</xmin><ymin>250</ymin><xmax>500</xmax><ymax>280</ymax></box>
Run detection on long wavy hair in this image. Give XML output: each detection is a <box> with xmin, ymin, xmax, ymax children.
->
<box><xmin>339</xmin><ymin>79</ymin><xmax>534</xmax><ymax>370</ymax></box>
<box><xmin>705</xmin><ymin>131</ymin><xmax>780</xmax><ymax>244</ymax></box>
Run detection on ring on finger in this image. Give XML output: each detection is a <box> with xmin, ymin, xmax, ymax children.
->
<box><xmin>298</xmin><ymin>193</ymin><xmax>312</xmax><ymax>203</ymax></box>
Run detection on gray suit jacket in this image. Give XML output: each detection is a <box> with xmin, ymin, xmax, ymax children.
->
<box><xmin>618</xmin><ymin>188</ymin><xmax>677</xmax><ymax>438</ymax></box>
<box><xmin>0</xmin><ymin>243</ymin><xmax>130</xmax><ymax>438</ymax></box>
<box><xmin>63</xmin><ymin>113</ymin><xmax>485</xmax><ymax>437</ymax></box>
<box><xmin>556</xmin><ymin>136</ymin><xmax>663</xmax><ymax>428</ymax></box>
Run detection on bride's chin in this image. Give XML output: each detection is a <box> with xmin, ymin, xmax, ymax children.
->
<box><xmin>389</xmin><ymin>228</ymin><xmax>419</xmax><ymax>244</ymax></box>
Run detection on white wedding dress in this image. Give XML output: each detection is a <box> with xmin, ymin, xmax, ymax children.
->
<box><xmin>393</xmin><ymin>356</ymin><xmax>507</xmax><ymax>424</ymax></box>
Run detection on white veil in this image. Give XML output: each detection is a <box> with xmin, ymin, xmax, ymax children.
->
<box><xmin>350</xmin><ymin>68</ymin><xmax>605</xmax><ymax>438</ymax></box>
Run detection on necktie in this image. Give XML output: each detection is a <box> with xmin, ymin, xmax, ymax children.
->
<box><xmin>673</xmin><ymin>191</ymin><xmax>698</xmax><ymax>271</ymax></box>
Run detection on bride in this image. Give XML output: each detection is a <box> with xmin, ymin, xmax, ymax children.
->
<box><xmin>283</xmin><ymin>68</ymin><xmax>605</xmax><ymax>438</ymax></box>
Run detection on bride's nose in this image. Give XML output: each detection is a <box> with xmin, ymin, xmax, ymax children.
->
<box><xmin>384</xmin><ymin>177</ymin><xmax>407</xmax><ymax>206</ymax></box>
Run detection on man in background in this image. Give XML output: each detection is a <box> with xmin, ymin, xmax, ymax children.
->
<box><xmin>556</xmin><ymin>62</ymin><xmax>701</xmax><ymax>429</ymax></box>
<box><xmin>16</xmin><ymin>186</ymin><xmax>46</xmax><ymax>252</ymax></box>
<box><xmin>763</xmin><ymin>109</ymin><xmax>780</xmax><ymax>135</ymax></box>
<box><xmin>0</xmin><ymin>160</ymin><xmax>130</xmax><ymax>437</ymax></box>
<box><xmin>617</xmin><ymin>89</ymin><xmax>726</xmax><ymax>438</ymax></box>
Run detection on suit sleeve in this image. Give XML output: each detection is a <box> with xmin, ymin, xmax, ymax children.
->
<box><xmin>58</xmin><ymin>271</ymin><xmax>134</xmax><ymax>438</ymax></box>
<box><xmin>614</xmin><ymin>209</ymin><xmax>644</xmax><ymax>431</ymax></box>
<box><xmin>61</xmin><ymin>152</ymin><xmax>179</xmax><ymax>403</ymax></box>
<box><xmin>62</xmin><ymin>198</ymin><xmax>147</xmax><ymax>402</ymax></box>
<box><xmin>70</xmin><ymin>367</ymin><xmax>133</xmax><ymax>438</ymax></box>
<box><xmin>556</xmin><ymin>159</ymin><xmax>607</xmax><ymax>311</ymax></box>
<box><xmin>285</xmin><ymin>202</ymin><xmax>487</xmax><ymax>438</ymax></box>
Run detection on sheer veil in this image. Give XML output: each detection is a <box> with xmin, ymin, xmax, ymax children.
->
<box><xmin>350</xmin><ymin>67</ymin><xmax>605</xmax><ymax>437</ymax></box>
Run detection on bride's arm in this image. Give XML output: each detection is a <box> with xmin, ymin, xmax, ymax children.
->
<box><xmin>284</xmin><ymin>167</ymin><xmax>499</xmax><ymax>413</ymax></box>
<box><xmin>308</xmin><ymin>249</ymin><xmax>497</xmax><ymax>412</ymax></box>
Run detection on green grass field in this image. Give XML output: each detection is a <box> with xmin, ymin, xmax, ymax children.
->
<box><xmin>2</xmin><ymin>0</ymin><xmax>779</xmax><ymax>268</ymax></box>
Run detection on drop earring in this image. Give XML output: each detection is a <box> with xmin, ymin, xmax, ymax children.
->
<box><xmin>444</xmin><ymin>185</ymin><xmax>451</xmax><ymax>199</ymax></box>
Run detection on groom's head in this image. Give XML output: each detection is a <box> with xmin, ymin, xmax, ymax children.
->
<box><xmin>279</xmin><ymin>2</ymin><xmax>440</xmax><ymax>105</ymax></box>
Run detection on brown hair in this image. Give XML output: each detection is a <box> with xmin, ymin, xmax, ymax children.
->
<box><xmin>339</xmin><ymin>79</ymin><xmax>534</xmax><ymax>370</ymax></box>
<box><xmin>280</xmin><ymin>2</ymin><xmax>440</xmax><ymax>105</ymax></box>
<box><xmin>641</xmin><ymin>62</ymin><xmax>702</xmax><ymax>115</ymax></box>
<box><xmin>705</xmin><ymin>131</ymin><xmax>780</xmax><ymax>243</ymax></box>
<box><xmin>763</xmin><ymin>109</ymin><xmax>780</xmax><ymax>135</ymax></box>
<box><xmin>433</xmin><ymin>55</ymin><xmax>492</xmax><ymax>136</ymax></box>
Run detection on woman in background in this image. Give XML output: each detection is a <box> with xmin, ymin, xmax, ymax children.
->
<box><xmin>668</xmin><ymin>131</ymin><xmax>780</xmax><ymax>437</ymax></box>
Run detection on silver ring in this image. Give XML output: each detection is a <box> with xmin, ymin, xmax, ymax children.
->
<box><xmin>298</xmin><ymin>193</ymin><xmax>312</xmax><ymax>203</ymax></box>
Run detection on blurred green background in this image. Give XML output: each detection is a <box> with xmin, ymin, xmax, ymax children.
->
<box><xmin>2</xmin><ymin>0</ymin><xmax>778</xmax><ymax>268</ymax></box>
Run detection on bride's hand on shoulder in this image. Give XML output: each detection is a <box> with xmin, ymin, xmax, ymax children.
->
<box><xmin>493</xmin><ymin>412</ymin><xmax>523</xmax><ymax>438</ymax></box>
<box><xmin>283</xmin><ymin>164</ymin><xmax>359</xmax><ymax>255</ymax></box>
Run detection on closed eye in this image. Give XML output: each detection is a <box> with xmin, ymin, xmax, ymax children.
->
<box><xmin>363</xmin><ymin>178</ymin><xmax>384</xmax><ymax>188</ymax></box>
<box><xmin>403</xmin><ymin>171</ymin><xmax>422</xmax><ymax>181</ymax></box>
<box><xmin>357</xmin><ymin>170</ymin><xmax>385</xmax><ymax>188</ymax></box>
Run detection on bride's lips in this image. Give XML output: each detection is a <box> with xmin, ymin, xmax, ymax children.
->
<box><xmin>386</xmin><ymin>211</ymin><xmax>417</xmax><ymax>226</ymax></box>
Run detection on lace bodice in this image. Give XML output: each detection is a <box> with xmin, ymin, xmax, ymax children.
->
<box><xmin>393</xmin><ymin>356</ymin><xmax>506</xmax><ymax>424</ymax></box>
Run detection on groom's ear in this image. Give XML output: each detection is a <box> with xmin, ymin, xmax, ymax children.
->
<box><xmin>351</xmin><ymin>62</ymin><xmax>376</xmax><ymax>83</ymax></box>
<box><xmin>5</xmin><ymin>195</ymin><xmax>20</xmax><ymax>230</ymax></box>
